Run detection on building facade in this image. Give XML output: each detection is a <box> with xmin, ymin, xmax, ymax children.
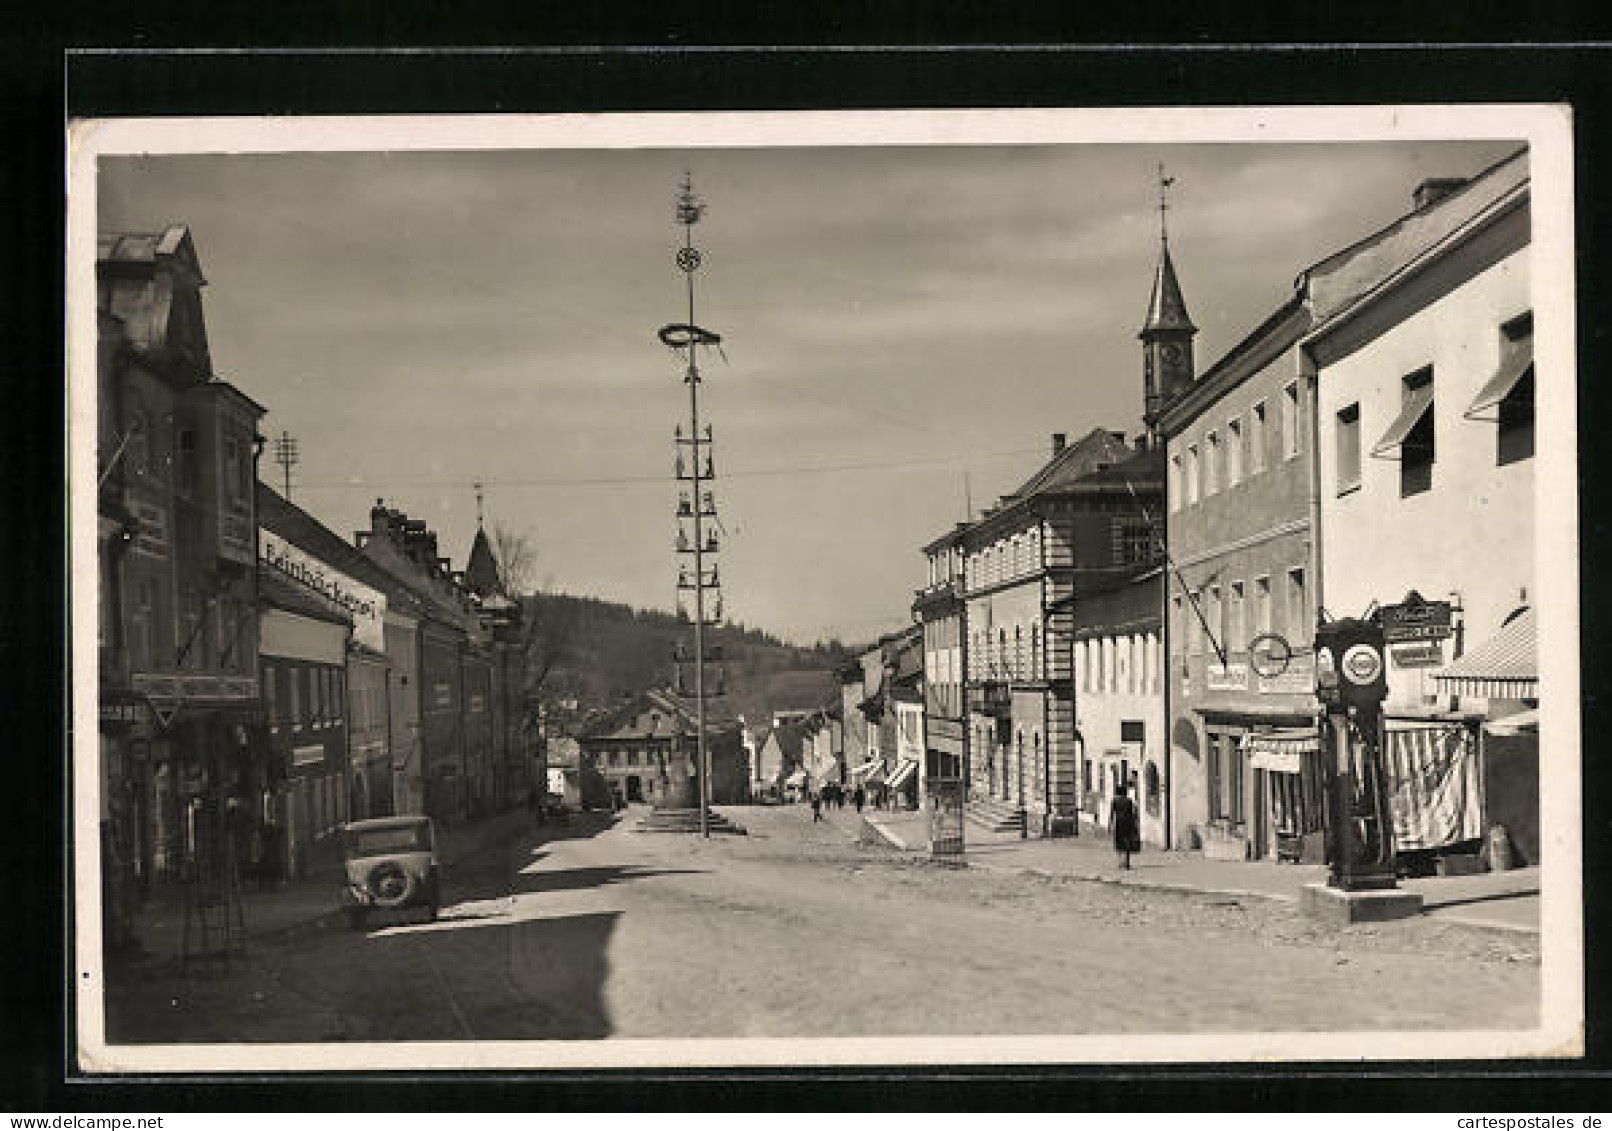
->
<box><xmin>96</xmin><ymin>227</ymin><xmax>266</xmax><ymax>947</ymax></box>
<box><xmin>914</xmin><ymin>526</ymin><xmax>968</xmax><ymax>797</ymax></box>
<box><xmin>961</xmin><ymin>430</ymin><xmax>1161</xmax><ymax>837</ymax></box>
<box><xmin>1069</xmin><ymin>568</ymin><xmax>1168</xmax><ymax>847</ymax></box>
<box><xmin>1159</xmin><ymin>297</ymin><xmax>1320</xmax><ymax>862</ymax></box>
<box><xmin>1309</xmin><ymin>149</ymin><xmax>1537</xmax><ymax>864</ymax></box>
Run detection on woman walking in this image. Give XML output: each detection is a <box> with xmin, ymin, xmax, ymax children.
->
<box><xmin>1110</xmin><ymin>781</ymin><xmax>1142</xmax><ymax>869</ymax></box>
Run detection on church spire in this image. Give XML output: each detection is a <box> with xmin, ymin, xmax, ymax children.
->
<box><xmin>1140</xmin><ymin>163</ymin><xmax>1197</xmax><ymax>436</ymax></box>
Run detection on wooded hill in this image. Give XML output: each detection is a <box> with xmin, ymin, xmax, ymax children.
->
<box><xmin>523</xmin><ymin>592</ymin><xmax>848</xmax><ymax>728</ymax></box>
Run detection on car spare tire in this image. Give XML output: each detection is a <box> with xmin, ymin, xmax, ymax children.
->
<box><xmin>366</xmin><ymin>861</ymin><xmax>418</xmax><ymax>908</ymax></box>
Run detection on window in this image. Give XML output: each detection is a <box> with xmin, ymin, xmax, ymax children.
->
<box><xmin>1400</xmin><ymin>367</ymin><xmax>1435</xmax><ymax>496</ymax></box>
<box><xmin>1169</xmin><ymin>454</ymin><xmax>1183</xmax><ymax>512</ymax></box>
<box><xmin>174</xmin><ymin>427</ymin><xmax>197</xmax><ymax>494</ymax></box>
<box><xmin>1227</xmin><ymin>416</ymin><xmax>1243</xmax><ymax>486</ymax></box>
<box><xmin>1172</xmin><ymin>596</ymin><xmax>1184</xmax><ymax>658</ymax></box>
<box><xmin>1204</xmin><ymin>430</ymin><xmax>1220</xmax><ymax>496</ymax></box>
<box><xmin>1253</xmin><ymin>576</ymin><xmax>1272</xmax><ymax>637</ymax></box>
<box><xmin>223</xmin><ymin>437</ymin><xmax>242</xmax><ymax>504</ymax></box>
<box><xmin>129</xmin><ymin>578</ymin><xmax>155</xmax><ymax>670</ymax></box>
<box><xmin>1014</xmin><ymin>626</ymin><xmax>1023</xmax><ymax>679</ymax></box>
<box><xmin>264</xmin><ymin>665</ymin><xmax>278</xmax><ymax>723</ymax></box>
<box><xmin>1207</xmin><ymin>734</ymin><xmax>1224</xmax><ymax>820</ymax></box>
<box><xmin>1207</xmin><ymin>585</ymin><xmax>1223</xmax><ymax>661</ymax></box>
<box><xmin>1112</xmin><ymin>516</ymin><xmax>1153</xmax><ymax>566</ymax></box>
<box><xmin>1281</xmin><ymin>382</ymin><xmax>1301</xmax><ymax>459</ymax></box>
<box><xmin>1121</xmin><ymin>719</ymin><xmax>1145</xmax><ymax>744</ymax></box>
<box><xmin>1228</xmin><ymin>581</ymin><xmax>1246</xmax><ymax>657</ymax></box>
<box><xmin>1336</xmin><ymin>403</ymin><xmax>1361</xmax><ymax>494</ymax></box>
<box><xmin>289</xmin><ymin>665</ymin><xmax>302</xmax><ymax>726</ymax></box>
<box><xmin>1185</xmin><ymin>444</ymin><xmax>1200</xmax><ymax>505</ymax></box>
<box><xmin>1286</xmin><ymin>568</ymin><xmax>1307</xmax><ymax>641</ymax></box>
<box><xmin>1230</xmin><ymin>740</ymin><xmax>1247</xmax><ymax>825</ymax></box>
<box><xmin>1250</xmin><ymin>401</ymin><xmax>1267</xmax><ymax>474</ymax></box>
<box><xmin>311</xmin><ymin>666</ymin><xmax>324</xmax><ymax>723</ymax></box>
<box><xmin>1497</xmin><ymin>313</ymin><xmax>1535</xmax><ymax>466</ymax></box>
<box><xmin>1031</xmin><ymin>625</ymin><xmax>1042</xmax><ymax>680</ymax></box>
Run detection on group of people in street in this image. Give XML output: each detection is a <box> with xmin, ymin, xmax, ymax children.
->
<box><xmin>807</xmin><ymin>782</ymin><xmax>865</xmax><ymax>822</ymax></box>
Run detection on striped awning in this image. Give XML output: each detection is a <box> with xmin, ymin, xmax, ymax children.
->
<box><xmin>1242</xmin><ymin>728</ymin><xmax>1319</xmax><ymax>774</ymax></box>
<box><xmin>783</xmin><ymin>769</ymin><xmax>807</xmax><ymax>788</ymax></box>
<box><xmin>847</xmin><ymin>759</ymin><xmax>881</xmax><ymax>779</ymax></box>
<box><xmin>1433</xmin><ymin>607</ymin><xmax>1537</xmax><ymax>700</ymax></box>
<box><xmin>886</xmin><ymin>759</ymin><xmax>918</xmax><ymax>791</ymax></box>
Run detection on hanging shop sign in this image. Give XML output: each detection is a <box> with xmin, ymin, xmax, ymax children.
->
<box><xmin>1381</xmin><ymin>593</ymin><xmax>1453</xmax><ymax>643</ymax></box>
<box><xmin>259</xmin><ymin>529</ymin><xmax>387</xmax><ymax>652</ymax></box>
<box><xmin>131</xmin><ymin>671</ymin><xmax>258</xmax><ymax>702</ymax></box>
<box><xmin>1206</xmin><ymin>663</ymin><xmax>1250</xmax><ymax>692</ymax></box>
<box><xmin>1257</xmin><ymin>654</ymin><xmax>1316</xmax><ymax>695</ymax></box>
<box><xmin>291</xmin><ymin>743</ymin><xmax>326</xmax><ymax>768</ymax></box>
<box><xmin>1391</xmin><ymin>641</ymin><xmax>1445</xmax><ymax>668</ymax></box>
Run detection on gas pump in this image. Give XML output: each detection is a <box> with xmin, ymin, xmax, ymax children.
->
<box><xmin>1313</xmin><ymin>615</ymin><xmax>1399</xmax><ymax>892</ymax></box>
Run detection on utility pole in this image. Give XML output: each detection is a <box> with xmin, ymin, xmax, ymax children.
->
<box><xmin>665</xmin><ymin>172</ymin><xmax>726</xmax><ymax>839</ymax></box>
<box><xmin>272</xmin><ymin>431</ymin><xmax>298</xmax><ymax>499</ymax></box>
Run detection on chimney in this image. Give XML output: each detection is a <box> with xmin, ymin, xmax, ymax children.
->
<box><xmin>370</xmin><ymin>498</ymin><xmax>390</xmax><ymax>538</ymax></box>
<box><xmin>1051</xmin><ymin>432</ymin><xmax>1067</xmax><ymax>457</ymax></box>
<box><xmin>1413</xmin><ymin>177</ymin><xmax>1466</xmax><ymax>211</ymax></box>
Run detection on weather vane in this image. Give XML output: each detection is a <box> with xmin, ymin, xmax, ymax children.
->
<box><xmin>1158</xmin><ymin>162</ymin><xmax>1176</xmax><ymax>243</ymax></box>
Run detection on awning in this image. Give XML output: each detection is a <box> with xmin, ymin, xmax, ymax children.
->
<box><xmin>1433</xmin><ymin>607</ymin><xmax>1537</xmax><ymax>699</ymax></box>
<box><xmin>847</xmin><ymin>758</ymin><xmax>881</xmax><ymax>778</ymax></box>
<box><xmin>1242</xmin><ymin>727</ymin><xmax>1319</xmax><ymax>774</ymax></box>
<box><xmin>1484</xmin><ymin>707</ymin><xmax>1538</xmax><ymax>735</ymax></box>
<box><xmin>1466</xmin><ymin>339</ymin><xmax>1534</xmax><ymax>418</ymax></box>
<box><xmin>1371</xmin><ymin>383</ymin><xmax>1436</xmax><ymax>457</ymax></box>
<box><xmin>783</xmin><ymin>769</ymin><xmax>807</xmax><ymax>788</ymax></box>
<box><xmin>886</xmin><ymin>759</ymin><xmax>918</xmax><ymax>791</ymax></box>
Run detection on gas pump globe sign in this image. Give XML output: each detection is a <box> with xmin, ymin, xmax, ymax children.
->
<box><xmin>1340</xmin><ymin>643</ymin><xmax>1384</xmax><ymax>686</ymax></box>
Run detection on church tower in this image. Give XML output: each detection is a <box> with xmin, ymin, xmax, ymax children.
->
<box><xmin>1140</xmin><ymin>165</ymin><xmax>1197</xmax><ymax>441</ymax></box>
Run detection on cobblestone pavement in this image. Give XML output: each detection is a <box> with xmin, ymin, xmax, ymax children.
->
<box><xmin>100</xmin><ymin>803</ymin><xmax>1539</xmax><ymax>1044</ymax></box>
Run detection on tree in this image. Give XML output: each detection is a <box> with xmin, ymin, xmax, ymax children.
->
<box><xmin>491</xmin><ymin>523</ymin><xmax>536</xmax><ymax>598</ymax></box>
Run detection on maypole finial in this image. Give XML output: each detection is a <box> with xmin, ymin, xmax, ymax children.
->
<box><xmin>1157</xmin><ymin>162</ymin><xmax>1176</xmax><ymax>244</ymax></box>
<box><xmin>676</xmin><ymin>170</ymin><xmax>706</xmax><ymax>227</ymax></box>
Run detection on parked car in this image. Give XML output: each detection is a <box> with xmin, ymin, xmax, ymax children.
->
<box><xmin>340</xmin><ymin>815</ymin><xmax>440</xmax><ymax>930</ymax></box>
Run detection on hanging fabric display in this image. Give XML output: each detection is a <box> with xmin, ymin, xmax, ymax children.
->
<box><xmin>1384</xmin><ymin>723</ymin><xmax>1482</xmax><ymax>850</ymax></box>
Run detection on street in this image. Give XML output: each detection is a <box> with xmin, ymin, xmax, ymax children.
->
<box><xmin>104</xmin><ymin>805</ymin><xmax>1539</xmax><ymax>1043</ymax></box>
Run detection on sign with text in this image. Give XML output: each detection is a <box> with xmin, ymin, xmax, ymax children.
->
<box><xmin>1206</xmin><ymin>663</ymin><xmax>1250</xmax><ymax>692</ymax></box>
<box><xmin>1392</xmin><ymin>641</ymin><xmax>1446</xmax><ymax>668</ymax></box>
<box><xmin>1258</xmin><ymin>654</ymin><xmax>1316</xmax><ymax>695</ymax></box>
<box><xmin>259</xmin><ymin>529</ymin><xmax>387</xmax><ymax>651</ymax></box>
<box><xmin>1382</xmin><ymin>597</ymin><xmax>1452</xmax><ymax>643</ymax></box>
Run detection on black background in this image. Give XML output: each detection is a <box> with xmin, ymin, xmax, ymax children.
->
<box><xmin>4</xmin><ymin>10</ymin><xmax>1610</xmax><ymax>1113</ymax></box>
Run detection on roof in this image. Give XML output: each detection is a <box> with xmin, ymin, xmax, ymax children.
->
<box><xmin>258</xmin><ymin>484</ymin><xmax>426</xmax><ymax>619</ymax></box>
<box><xmin>464</xmin><ymin>525</ymin><xmax>502</xmax><ymax>598</ymax></box>
<box><xmin>1304</xmin><ymin>148</ymin><xmax>1529</xmax><ymax>333</ymax></box>
<box><xmin>766</xmin><ymin>721</ymin><xmax>808</xmax><ymax>763</ymax></box>
<box><xmin>1010</xmin><ymin>427</ymin><xmax>1135</xmax><ymax>499</ymax></box>
<box><xmin>259</xmin><ymin>569</ymin><xmax>351</xmax><ymax>627</ymax></box>
<box><xmin>1140</xmin><ymin>241</ymin><xmax>1197</xmax><ymax>335</ymax></box>
<box><xmin>1434</xmin><ymin>607</ymin><xmax>1537</xmax><ymax>698</ymax></box>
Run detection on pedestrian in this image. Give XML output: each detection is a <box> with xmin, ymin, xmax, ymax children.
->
<box><xmin>811</xmin><ymin>793</ymin><xmax>823</xmax><ymax>822</ymax></box>
<box><xmin>854</xmin><ymin>786</ymin><xmax>865</xmax><ymax>813</ymax></box>
<box><xmin>1110</xmin><ymin>781</ymin><xmax>1142</xmax><ymax>869</ymax></box>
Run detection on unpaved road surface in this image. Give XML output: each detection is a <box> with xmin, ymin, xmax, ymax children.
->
<box><xmin>105</xmin><ymin>805</ymin><xmax>1539</xmax><ymax>1042</ymax></box>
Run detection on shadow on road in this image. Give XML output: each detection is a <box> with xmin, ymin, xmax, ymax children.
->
<box><xmin>516</xmin><ymin>864</ymin><xmax>706</xmax><ymax>893</ymax></box>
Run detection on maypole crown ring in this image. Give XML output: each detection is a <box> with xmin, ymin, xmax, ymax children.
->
<box><xmin>658</xmin><ymin>323</ymin><xmax>722</xmax><ymax>349</ymax></box>
<box><xmin>676</xmin><ymin>247</ymin><xmax>703</xmax><ymax>272</ymax></box>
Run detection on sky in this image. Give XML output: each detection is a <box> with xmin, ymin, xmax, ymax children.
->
<box><xmin>98</xmin><ymin>137</ymin><xmax>1519</xmax><ymax>647</ymax></box>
